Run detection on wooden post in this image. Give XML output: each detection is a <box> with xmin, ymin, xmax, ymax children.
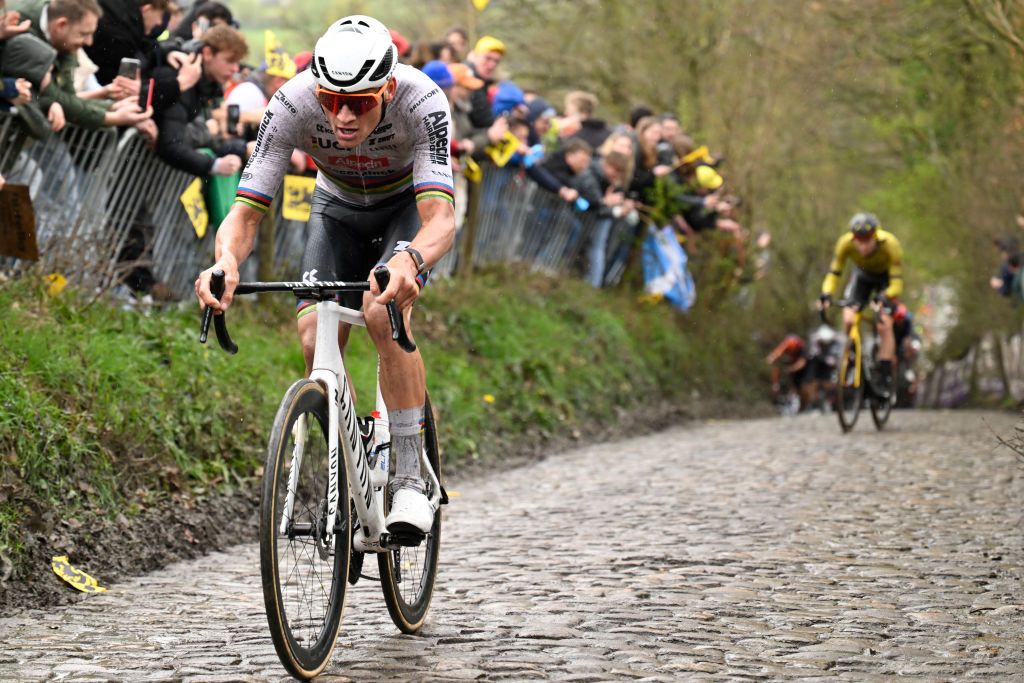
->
<box><xmin>458</xmin><ymin>174</ymin><xmax>480</xmax><ymax>280</ymax></box>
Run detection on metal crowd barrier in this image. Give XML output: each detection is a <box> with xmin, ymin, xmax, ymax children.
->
<box><xmin>106</xmin><ymin>130</ymin><xmax>212</xmax><ymax>300</ymax></box>
<box><xmin>1</xmin><ymin>110</ymin><xmax>642</xmax><ymax>299</ymax></box>
<box><xmin>2</xmin><ymin>115</ymin><xmax>122</xmax><ymax>287</ymax></box>
<box><xmin>1</xmin><ymin>113</ymin><xmax>210</xmax><ymax>297</ymax></box>
<box><xmin>0</xmin><ymin>110</ymin><xmax>29</xmax><ymax>175</ymax></box>
<box><xmin>462</xmin><ymin>162</ymin><xmax>637</xmax><ymax>285</ymax></box>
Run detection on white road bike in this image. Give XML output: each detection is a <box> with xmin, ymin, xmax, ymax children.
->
<box><xmin>200</xmin><ymin>266</ymin><xmax>447</xmax><ymax>680</ymax></box>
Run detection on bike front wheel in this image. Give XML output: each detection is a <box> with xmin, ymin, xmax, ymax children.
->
<box><xmin>836</xmin><ymin>340</ymin><xmax>863</xmax><ymax>433</ymax></box>
<box><xmin>261</xmin><ymin>379</ymin><xmax>350</xmax><ymax>680</ymax></box>
<box><xmin>379</xmin><ymin>393</ymin><xmax>443</xmax><ymax>633</ymax></box>
<box><xmin>869</xmin><ymin>364</ymin><xmax>894</xmax><ymax>431</ymax></box>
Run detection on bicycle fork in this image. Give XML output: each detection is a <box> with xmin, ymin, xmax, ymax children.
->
<box><xmin>279</xmin><ymin>414</ymin><xmax>307</xmax><ymax>536</ymax></box>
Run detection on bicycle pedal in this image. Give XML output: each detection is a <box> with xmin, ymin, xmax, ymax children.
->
<box><xmin>385</xmin><ymin>528</ymin><xmax>425</xmax><ymax>547</ymax></box>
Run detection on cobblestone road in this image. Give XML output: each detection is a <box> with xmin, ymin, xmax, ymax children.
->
<box><xmin>2</xmin><ymin>410</ymin><xmax>1023</xmax><ymax>681</ymax></box>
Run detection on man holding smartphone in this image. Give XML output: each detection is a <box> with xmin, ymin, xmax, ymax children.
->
<box><xmin>150</xmin><ymin>24</ymin><xmax>249</xmax><ymax>177</ymax></box>
<box><xmin>10</xmin><ymin>0</ymin><xmax>153</xmax><ymax>129</ymax></box>
<box><xmin>84</xmin><ymin>0</ymin><xmax>171</xmax><ymax>91</ymax></box>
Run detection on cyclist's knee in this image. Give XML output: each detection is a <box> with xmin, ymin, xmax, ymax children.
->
<box><xmin>362</xmin><ymin>300</ymin><xmax>394</xmax><ymax>347</ymax></box>
<box><xmin>297</xmin><ymin>312</ymin><xmax>317</xmax><ymax>365</ymax></box>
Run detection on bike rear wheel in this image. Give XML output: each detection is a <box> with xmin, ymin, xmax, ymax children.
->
<box><xmin>836</xmin><ymin>340</ymin><xmax>863</xmax><ymax>433</ymax></box>
<box><xmin>379</xmin><ymin>393</ymin><xmax>443</xmax><ymax>633</ymax></box>
<box><xmin>261</xmin><ymin>379</ymin><xmax>350</xmax><ymax>680</ymax></box>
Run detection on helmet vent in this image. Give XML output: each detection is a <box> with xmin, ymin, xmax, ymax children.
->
<box><xmin>369</xmin><ymin>45</ymin><xmax>395</xmax><ymax>82</ymax></box>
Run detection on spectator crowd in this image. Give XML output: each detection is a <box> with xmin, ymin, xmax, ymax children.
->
<box><xmin>1</xmin><ymin>0</ymin><xmax>750</xmax><ymax>298</ymax></box>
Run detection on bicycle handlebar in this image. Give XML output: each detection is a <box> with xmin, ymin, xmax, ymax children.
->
<box><xmin>198</xmin><ymin>266</ymin><xmax>416</xmax><ymax>355</ymax></box>
<box><xmin>819</xmin><ymin>297</ymin><xmax>883</xmax><ymax>324</ymax></box>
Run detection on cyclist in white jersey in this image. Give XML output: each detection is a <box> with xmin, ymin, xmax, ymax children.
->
<box><xmin>195</xmin><ymin>15</ymin><xmax>455</xmax><ymax>535</ymax></box>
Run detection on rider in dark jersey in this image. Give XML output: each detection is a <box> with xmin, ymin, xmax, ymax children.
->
<box><xmin>196</xmin><ymin>16</ymin><xmax>455</xmax><ymax>535</ymax></box>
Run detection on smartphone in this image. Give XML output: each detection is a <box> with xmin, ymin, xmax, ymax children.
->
<box><xmin>227</xmin><ymin>104</ymin><xmax>240</xmax><ymax>132</ymax></box>
<box><xmin>118</xmin><ymin>57</ymin><xmax>141</xmax><ymax>80</ymax></box>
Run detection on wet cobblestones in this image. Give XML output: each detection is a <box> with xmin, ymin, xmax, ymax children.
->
<box><xmin>1</xmin><ymin>410</ymin><xmax>1022</xmax><ymax>681</ymax></box>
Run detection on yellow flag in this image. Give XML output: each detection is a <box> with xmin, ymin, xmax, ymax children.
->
<box><xmin>485</xmin><ymin>131</ymin><xmax>520</xmax><ymax>168</ymax></box>
<box><xmin>472</xmin><ymin>0</ymin><xmax>489</xmax><ymax>10</ymax></box>
<box><xmin>282</xmin><ymin>175</ymin><xmax>317</xmax><ymax>222</ymax></box>
<box><xmin>264</xmin><ymin>30</ymin><xmax>296</xmax><ymax>79</ymax></box>
<box><xmin>52</xmin><ymin>556</ymin><xmax>107</xmax><ymax>593</ymax></box>
<box><xmin>463</xmin><ymin>156</ymin><xmax>483</xmax><ymax>184</ymax></box>
<box><xmin>180</xmin><ymin>178</ymin><xmax>209</xmax><ymax>239</ymax></box>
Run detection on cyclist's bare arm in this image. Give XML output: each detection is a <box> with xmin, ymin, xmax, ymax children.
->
<box><xmin>375</xmin><ymin>197</ymin><xmax>455</xmax><ymax>311</ymax></box>
<box><xmin>195</xmin><ymin>203</ymin><xmax>264</xmax><ymax>312</ymax></box>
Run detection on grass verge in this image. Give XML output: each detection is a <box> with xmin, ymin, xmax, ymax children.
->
<box><xmin>0</xmin><ymin>266</ymin><xmax>763</xmax><ymax>589</ymax></box>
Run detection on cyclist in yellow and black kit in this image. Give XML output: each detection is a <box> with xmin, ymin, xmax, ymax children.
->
<box><xmin>816</xmin><ymin>212</ymin><xmax>903</xmax><ymax>397</ymax></box>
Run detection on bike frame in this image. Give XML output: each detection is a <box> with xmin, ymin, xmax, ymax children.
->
<box><xmin>281</xmin><ymin>299</ymin><xmax>442</xmax><ymax>554</ymax></box>
<box><xmin>848</xmin><ymin>309</ymin><xmax>864</xmax><ymax>388</ymax></box>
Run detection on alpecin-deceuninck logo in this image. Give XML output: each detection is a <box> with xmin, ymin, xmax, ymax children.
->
<box><xmin>422</xmin><ymin>111</ymin><xmax>449</xmax><ymax>165</ymax></box>
<box><xmin>252</xmin><ymin>110</ymin><xmax>274</xmax><ymax>159</ymax></box>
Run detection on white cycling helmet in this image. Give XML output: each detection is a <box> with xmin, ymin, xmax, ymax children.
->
<box><xmin>813</xmin><ymin>324</ymin><xmax>837</xmax><ymax>343</ymax></box>
<box><xmin>311</xmin><ymin>15</ymin><xmax>397</xmax><ymax>93</ymax></box>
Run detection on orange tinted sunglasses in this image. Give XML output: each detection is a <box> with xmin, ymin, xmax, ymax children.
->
<box><xmin>316</xmin><ymin>82</ymin><xmax>388</xmax><ymax>116</ymax></box>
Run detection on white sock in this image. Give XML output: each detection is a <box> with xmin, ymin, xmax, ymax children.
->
<box><xmin>389</xmin><ymin>406</ymin><xmax>423</xmax><ymax>493</ymax></box>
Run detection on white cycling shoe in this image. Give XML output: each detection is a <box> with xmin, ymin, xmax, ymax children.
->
<box><xmin>386</xmin><ymin>487</ymin><xmax>435</xmax><ymax>535</ymax></box>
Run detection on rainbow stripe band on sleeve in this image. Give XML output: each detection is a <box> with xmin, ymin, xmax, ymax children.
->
<box><xmin>235</xmin><ymin>187</ymin><xmax>274</xmax><ymax>213</ymax></box>
<box><xmin>414</xmin><ymin>181</ymin><xmax>455</xmax><ymax>204</ymax></box>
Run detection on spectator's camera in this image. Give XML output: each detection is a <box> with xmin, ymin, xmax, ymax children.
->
<box><xmin>180</xmin><ymin>38</ymin><xmax>204</xmax><ymax>55</ymax></box>
<box><xmin>118</xmin><ymin>57</ymin><xmax>141</xmax><ymax>80</ymax></box>
<box><xmin>227</xmin><ymin>104</ymin><xmax>240</xmax><ymax>132</ymax></box>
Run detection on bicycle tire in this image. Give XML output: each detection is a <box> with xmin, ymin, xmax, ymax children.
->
<box><xmin>379</xmin><ymin>392</ymin><xmax>443</xmax><ymax>633</ymax></box>
<box><xmin>261</xmin><ymin>379</ymin><xmax>350</xmax><ymax>680</ymax></box>
<box><xmin>869</xmin><ymin>364</ymin><xmax>894</xmax><ymax>430</ymax></box>
<box><xmin>836</xmin><ymin>339</ymin><xmax>863</xmax><ymax>433</ymax></box>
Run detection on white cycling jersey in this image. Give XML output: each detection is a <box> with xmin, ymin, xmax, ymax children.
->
<box><xmin>235</xmin><ymin>64</ymin><xmax>455</xmax><ymax>212</ymax></box>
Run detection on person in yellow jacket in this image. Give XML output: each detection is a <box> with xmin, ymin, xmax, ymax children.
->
<box><xmin>816</xmin><ymin>212</ymin><xmax>903</xmax><ymax>397</ymax></box>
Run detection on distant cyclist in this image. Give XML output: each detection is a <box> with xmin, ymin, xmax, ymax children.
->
<box><xmin>892</xmin><ymin>302</ymin><xmax>922</xmax><ymax>405</ymax></box>
<box><xmin>817</xmin><ymin>212</ymin><xmax>904</xmax><ymax>398</ymax></box>
<box><xmin>195</xmin><ymin>15</ymin><xmax>455</xmax><ymax>536</ymax></box>
<box><xmin>808</xmin><ymin>324</ymin><xmax>840</xmax><ymax>410</ymax></box>
<box><xmin>766</xmin><ymin>333</ymin><xmax>810</xmax><ymax>411</ymax></box>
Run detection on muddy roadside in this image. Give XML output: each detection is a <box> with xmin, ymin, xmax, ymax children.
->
<box><xmin>0</xmin><ymin>398</ymin><xmax>769</xmax><ymax>616</ymax></box>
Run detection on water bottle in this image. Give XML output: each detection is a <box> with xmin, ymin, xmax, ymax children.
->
<box><xmin>369</xmin><ymin>410</ymin><xmax>390</xmax><ymax>488</ymax></box>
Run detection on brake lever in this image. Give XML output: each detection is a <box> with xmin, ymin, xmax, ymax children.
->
<box><xmin>199</xmin><ymin>269</ymin><xmax>238</xmax><ymax>354</ymax></box>
<box><xmin>372</xmin><ymin>265</ymin><xmax>417</xmax><ymax>354</ymax></box>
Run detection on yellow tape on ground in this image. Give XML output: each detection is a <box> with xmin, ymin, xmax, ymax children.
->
<box><xmin>45</xmin><ymin>273</ymin><xmax>67</xmax><ymax>297</ymax></box>
<box><xmin>637</xmin><ymin>292</ymin><xmax>665</xmax><ymax>306</ymax></box>
<box><xmin>51</xmin><ymin>556</ymin><xmax>107</xmax><ymax>593</ymax></box>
